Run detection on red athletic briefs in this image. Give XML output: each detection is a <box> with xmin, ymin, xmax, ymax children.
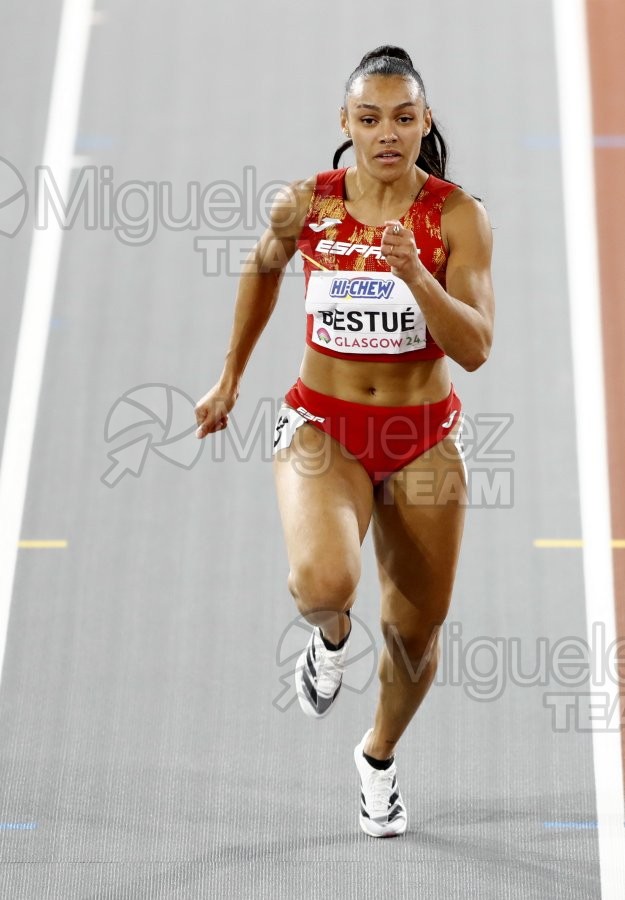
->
<box><xmin>281</xmin><ymin>378</ymin><xmax>462</xmax><ymax>486</ymax></box>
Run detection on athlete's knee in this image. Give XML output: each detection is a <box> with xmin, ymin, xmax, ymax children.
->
<box><xmin>380</xmin><ymin>619</ymin><xmax>442</xmax><ymax>672</ymax></box>
<box><xmin>287</xmin><ymin>560</ymin><xmax>358</xmax><ymax>615</ymax></box>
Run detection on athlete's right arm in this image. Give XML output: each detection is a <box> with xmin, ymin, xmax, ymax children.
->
<box><xmin>194</xmin><ymin>177</ymin><xmax>314</xmax><ymax>438</ymax></box>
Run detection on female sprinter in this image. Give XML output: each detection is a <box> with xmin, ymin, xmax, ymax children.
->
<box><xmin>194</xmin><ymin>46</ymin><xmax>494</xmax><ymax>838</ymax></box>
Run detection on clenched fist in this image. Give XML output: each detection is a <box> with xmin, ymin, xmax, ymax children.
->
<box><xmin>194</xmin><ymin>385</ymin><xmax>237</xmax><ymax>439</ymax></box>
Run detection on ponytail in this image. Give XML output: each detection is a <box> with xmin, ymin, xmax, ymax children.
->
<box><xmin>332</xmin><ymin>138</ymin><xmax>353</xmax><ymax>171</ymax></box>
<box><xmin>415</xmin><ymin>120</ymin><xmax>447</xmax><ymax>179</ymax></box>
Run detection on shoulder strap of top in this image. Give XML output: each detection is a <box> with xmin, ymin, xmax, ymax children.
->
<box><xmin>300</xmin><ymin>168</ymin><xmax>347</xmax><ymax>231</ymax></box>
<box><xmin>422</xmin><ymin>174</ymin><xmax>460</xmax><ymax>202</ymax></box>
<box><xmin>312</xmin><ymin>168</ymin><xmax>347</xmax><ymax>198</ymax></box>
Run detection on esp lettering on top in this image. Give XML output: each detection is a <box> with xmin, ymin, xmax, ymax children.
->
<box><xmin>315</xmin><ymin>239</ymin><xmax>383</xmax><ymax>259</ymax></box>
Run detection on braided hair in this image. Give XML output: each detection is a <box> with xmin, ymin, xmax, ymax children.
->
<box><xmin>333</xmin><ymin>45</ymin><xmax>448</xmax><ymax>179</ymax></box>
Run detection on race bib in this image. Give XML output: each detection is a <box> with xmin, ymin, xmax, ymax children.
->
<box><xmin>305</xmin><ymin>270</ymin><xmax>427</xmax><ymax>355</ymax></box>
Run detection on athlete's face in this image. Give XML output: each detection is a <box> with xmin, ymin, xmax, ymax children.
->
<box><xmin>341</xmin><ymin>75</ymin><xmax>432</xmax><ymax>179</ymax></box>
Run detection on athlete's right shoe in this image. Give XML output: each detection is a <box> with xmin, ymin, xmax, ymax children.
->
<box><xmin>294</xmin><ymin>624</ymin><xmax>350</xmax><ymax>718</ymax></box>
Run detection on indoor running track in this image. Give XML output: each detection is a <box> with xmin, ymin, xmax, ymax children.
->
<box><xmin>0</xmin><ymin>1</ymin><xmax>623</xmax><ymax>898</ymax></box>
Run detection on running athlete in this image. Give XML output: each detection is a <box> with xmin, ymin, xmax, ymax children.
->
<box><xmin>194</xmin><ymin>46</ymin><xmax>495</xmax><ymax>838</ymax></box>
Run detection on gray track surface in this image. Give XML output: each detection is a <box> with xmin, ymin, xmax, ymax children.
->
<box><xmin>0</xmin><ymin>1</ymin><xmax>601</xmax><ymax>898</ymax></box>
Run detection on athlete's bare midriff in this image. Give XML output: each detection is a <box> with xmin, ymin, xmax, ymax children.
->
<box><xmin>299</xmin><ymin>346</ymin><xmax>452</xmax><ymax>406</ymax></box>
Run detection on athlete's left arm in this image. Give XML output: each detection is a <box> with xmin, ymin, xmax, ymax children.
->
<box><xmin>388</xmin><ymin>192</ymin><xmax>495</xmax><ymax>371</ymax></box>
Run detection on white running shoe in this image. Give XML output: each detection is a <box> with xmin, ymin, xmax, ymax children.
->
<box><xmin>354</xmin><ymin>728</ymin><xmax>407</xmax><ymax>837</ymax></box>
<box><xmin>294</xmin><ymin>625</ymin><xmax>350</xmax><ymax>718</ymax></box>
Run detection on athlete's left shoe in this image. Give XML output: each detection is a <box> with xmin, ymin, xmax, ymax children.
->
<box><xmin>294</xmin><ymin>625</ymin><xmax>350</xmax><ymax>718</ymax></box>
<box><xmin>354</xmin><ymin>728</ymin><xmax>407</xmax><ymax>837</ymax></box>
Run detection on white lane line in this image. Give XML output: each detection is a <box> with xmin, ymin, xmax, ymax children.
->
<box><xmin>0</xmin><ymin>0</ymin><xmax>95</xmax><ymax>680</ymax></box>
<box><xmin>552</xmin><ymin>1</ymin><xmax>625</xmax><ymax>896</ymax></box>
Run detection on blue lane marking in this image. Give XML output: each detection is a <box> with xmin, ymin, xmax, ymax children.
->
<box><xmin>594</xmin><ymin>135</ymin><xmax>625</xmax><ymax>149</ymax></box>
<box><xmin>543</xmin><ymin>821</ymin><xmax>598</xmax><ymax>830</ymax></box>
<box><xmin>523</xmin><ymin>134</ymin><xmax>560</xmax><ymax>150</ymax></box>
<box><xmin>0</xmin><ymin>823</ymin><xmax>38</xmax><ymax>831</ymax></box>
<box><xmin>74</xmin><ymin>134</ymin><xmax>115</xmax><ymax>151</ymax></box>
<box><xmin>523</xmin><ymin>134</ymin><xmax>625</xmax><ymax>150</ymax></box>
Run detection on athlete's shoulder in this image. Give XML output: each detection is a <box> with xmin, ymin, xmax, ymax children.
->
<box><xmin>269</xmin><ymin>175</ymin><xmax>316</xmax><ymax>240</ymax></box>
<box><xmin>441</xmin><ymin>184</ymin><xmax>491</xmax><ymax>225</ymax></box>
<box><xmin>440</xmin><ymin>185</ymin><xmax>493</xmax><ymax>253</ymax></box>
<box><xmin>270</xmin><ymin>168</ymin><xmax>348</xmax><ymax>239</ymax></box>
<box><xmin>423</xmin><ymin>171</ymin><xmax>486</xmax><ymax>217</ymax></box>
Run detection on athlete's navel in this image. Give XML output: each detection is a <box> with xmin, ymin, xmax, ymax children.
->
<box><xmin>368</xmin><ymin>387</ymin><xmax>377</xmax><ymax>396</ymax></box>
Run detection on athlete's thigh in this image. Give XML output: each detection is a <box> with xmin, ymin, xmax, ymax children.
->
<box><xmin>372</xmin><ymin>423</ymin><xmax>467</xmax><ymax>623</ymax></box>
<box><xmin>273</xmin><ymin>423</ymin><xmax>374</xmax><ymax>574</ymax></box>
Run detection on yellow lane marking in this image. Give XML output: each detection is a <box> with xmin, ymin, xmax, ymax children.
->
<box><xmin>18</xmin><ymin>540</ymin><xmax>68</xmax><ymax>549</ymax></box>
<box><xmin>534</xmin><ymin>539</ymin><xmax>625</xmax><ymax>549</ymax></box>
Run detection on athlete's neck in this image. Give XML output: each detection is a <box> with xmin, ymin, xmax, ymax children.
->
<box><xmin>345</xmin><ymin>165</ymin><xmax>428</xmax><ymax>211</ymax></box>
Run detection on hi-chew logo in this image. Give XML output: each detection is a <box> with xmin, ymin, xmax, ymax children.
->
<box><xmin>329</xmin><ymin>276</ymin><xmax>395</xmax><ymax>300</ymax></box>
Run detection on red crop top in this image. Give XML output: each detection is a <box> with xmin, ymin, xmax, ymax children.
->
<box><xmin>296</xmin><ymin>167</ymin><xmax>458</xmax><ymax>362</ymax></box>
